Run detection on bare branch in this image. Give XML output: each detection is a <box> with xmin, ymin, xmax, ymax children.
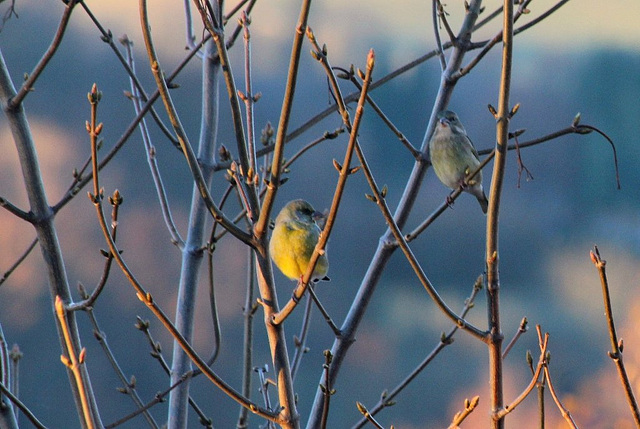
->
<box><xmin>355</xmin><ymin>402</ymin><xmax>386</xmax><ymax>429</ymax></box>
<box><xmin>0</xmin><ymin>381</ymin><xmax>37</xmax><ymax>429</ymax></box>
<box><xmin>0</xmin><ymin>238</ymin><xmax>37</xmax><ymax>287</ymax></box>
<box><xmin>448</xmin><ymin>396</ymin><xmax>480</xmax><ymax>429</ymax></box>
<box><xmin>485</xmin><ymin>0</ymin><xmax>515</xmax><ymax>425</ymax></box>
<box><xmin>590</xmin><ymin>246</ymin><xmax>640</xmax><ymax>425</ymax></box>
<box><xmin>9</xmin><ymin>0</ymin><xmax>78</xmax><ymax>108</ymax></box>
<box><xmin>272</xmin><ymin>45</ymin><xmax>375</xmax><ymax>324</ymax></box>
<box><xmin>502</xmin><ymin>317</ymin><xmax>528</xmax><ymax>359</ymax></box>
<box><xmin>496</xmin><ymin>327</ymin><xmax>548</xmax><ymax>419</ymax></box>
<box><xmin>433</xmin><ymin>0</ymin><xmax>447</xmax><ymax>71</ymax></box>
<box><xmin>140</xmin><ymin>0</ymin><xmax>252</xmax><ymax>246</ymax></box>
<box><xmin>122</xmin><ymin>36</ymin><xmax>184</xmax><ymax>247</ymax></box>
<box><xmin>55</xmin><ymin>296</ymin><xmax>97</xmax><ymax>429</ymax></box>
<box><xmin>352</xmin><ymin>277</ymin><xmax>483</xmax><ymax>428</ymax></box>
<box><xmin>87</xmin><ymin>83</ymin><xmax>278</xmax><ymax>423</ymax></box>
<box><xmin>80</xmin><ymin>3</ymin><xmax>179</xmax><ymax>148</ymax></box>
<box><xmin>0</xmin><ymin>197</ymin><xmax>30</xmax><ymax>221</ymax></box>
<box><xmin>256</xmin><ymin>0</ymin><xmax>313</xmax><ymax>238</ymax></box>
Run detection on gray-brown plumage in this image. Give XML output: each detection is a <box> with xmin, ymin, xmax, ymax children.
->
<box><xmin>429</xmin><ymin>110</ymin><xmax>489</xmax><ymax>214</ymax></box>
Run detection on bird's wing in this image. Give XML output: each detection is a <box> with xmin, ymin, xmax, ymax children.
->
<box><xmin>466</xmin><ymin>135</ymin><xmax>481</xmax><ymax>161</ymax></box>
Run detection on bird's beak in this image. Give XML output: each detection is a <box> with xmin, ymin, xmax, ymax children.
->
<box><xmin>439</xmin><ymin>117</ymin><xmax>450</xmax><ymax>127</ymax></box>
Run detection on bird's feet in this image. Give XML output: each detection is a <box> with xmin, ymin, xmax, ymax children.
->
<box><xmin>446</xmin><ymin>193</ymin><xmax>456</xmax><ymax>209</ymax></box>
<box><xmin>458</xmin><ymin>176</ymin><xmax>470</xmax><ymax>190</ymax></box>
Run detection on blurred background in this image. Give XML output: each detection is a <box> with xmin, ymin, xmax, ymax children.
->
<box><xmin>0</xmin><ymin>0</ymin><xmax>639</xmax><ymax>427</ymax></box>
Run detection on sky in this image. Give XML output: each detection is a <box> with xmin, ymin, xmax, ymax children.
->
<box><xmin>17</xmin><ymin>1</ymin><xmax>640</xmax><ymax>62</ymax></box>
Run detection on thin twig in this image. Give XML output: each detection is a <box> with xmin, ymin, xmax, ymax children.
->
<box><xmin>0</xmin><ymin>382</ymin><xmax>45</xmax><ymax>429</ymax></box>
<box><xmin>9</xmin><ymin>0</ymin><xmax>77</xmax><ymax>108</ymax></box>
<box><xmin>590</xmin><ymin>246</ymin><xmax>640</xmax><ymax>425</ymax></box>
<box><xmin>87</xmin><ymin>84</ymin><xmax>278</xmax><ymax>423</ymax></box>
<box><xmin>436</xmin><ymin>0</ymin><xmax>457</xmax><ymax>44</ymax></box>
<box><xmin>122</xmin><ymin>36</ymin><xmax>184</xmax><ymax>247</ymax></box>
<box><xmin>240</xmin><ymin>11</ymin><xmax>257</xmax><ymax>181</ymax></box>
<box><xmin>576</xmin><ymin>124</ymin><xmax>621</xmax><ymax>189</ymax></box>
<box><xmin>80</xmin><ymin>2</ymin><xmax>179</xmax><ymax>147</ymax></box>
<box><xmin>183</xmin><ymin>0</ymin><xmax>198</xmax><ymax>51</ymax></box>
<box><xmin>104</xmin><ymin>375</ymin><xmax>194</xmax><ymax>429</ymax></box>
<box><xmin>514</xmin><ymin>133</ymin><xmax>534</xmax><ymax>188</ymax></box>
<box><xmin>135</xmin><ymin>318</ymin><xmax>212</xmax><ymax>425</ymax></box>
<box><xmin>206</xmin><ymin>242</ymin><xmax>222</xmax><ymax>366</ymax></box>
<box><xmin>255</xmin><ymin>365</ymin><xmax>276</xmax><ymax>423</ymax></box>
<box><xmin>140</xmin><ymin>0</ymin><xmax>252</xmax><ymax>246</ymax></box>
<box><xmin>355</xmin><ymin>402</ymin><xmax>385</xmax><ymax>429</ymax></box>
<box><xmin>0</xmin><ymin>0</ymin><xmax>18</xmax><ymax>31</ymax></box>
<box><xmin>306</xmin><ymin>283</ymin><xmax>341</xmax><ymax>336</ymax></box>
<box><xmin>86</xmin><ymin>310</ymin><xmax>158</xmax><ymax>428</ymax></box>
<box><xmin>279</xmin><ymin>127</ymin><xmax>346</xmax><ymax>167</ymax></box>
<box><xmin>320</xmin><ymin>351</ymin><xmax>334</xmax><ymax>429</ymax></box>
<box><xmin>433</xmin><ymin>0</ymin><xmax>447</xmax><ymax>71</ymax></box>
<box><xmin>536</xmin><ymin>368</ymin><xmax>546</xmax><ymax>429</ymax></box>
<box><xmin>272</xmin><ymin>44</ymin><xmax>375</xmax><ymax>325</ymax></box>
<box><xmin>290</xmin><ymin>292</ymin><xmax>313</xmax><ymax>382</ymax></box>
<box><xmin>352</xmin><ymin>277</ymin><xmax>483</xmax><ymax>428</ymax></box>
<box><xmin>502</xmin><ymin>317</ymin><xmax>528</xmax><ymax>359</ymax></box>
<box><xmin>0</xmin><ymin>322</ymin><xmax>10</xmax><ymax>397</ymax></box>
<box><xmin>544</xmin><ymin>364</ymin><xmax>577</xmax><ymax>428</ymax></box>
<box><xmin>448</xmin><ymin>396</ymin><xmax>480</xmax><ymax>429</ymax></box>
<box><xmin>9</xmin><ymin>344</ymin><xmax>21</xmax><ymax>417</ymax></box>
<box><xmin>336</xmin><ymin>69</ymin><xmax>419</xmax><ymax>159</ymax></box>
<box><xmin>496</xmin><ymin>327</ymin><xmax>549</xmax><ymax>419</ymax></box>
<box><xmin>0</xmin><ymin>238</ymin><xmax>37</xmax><ymax>286</ymax></box>
<box><xmin>0</xmin><ymin>197</ymin><xmax>30</xmax><ymax>221</ymax></box>
<box><xmin>55</xmin><ymin>297</ymin><xmax>96</xmax><ymax>429</ymax></box>
<box><xmin>66</xmin><ymin>191</ymin><xmax>120</xmax><ymax>312</ymax></box>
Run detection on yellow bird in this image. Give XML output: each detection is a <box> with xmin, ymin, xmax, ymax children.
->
<box><xmin>270</xmin><ymin>200</ymin><xmax>329</xmax><ymax>282</ymax></box>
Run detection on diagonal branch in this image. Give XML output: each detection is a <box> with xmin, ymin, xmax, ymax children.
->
<box><xmin>256</xmin><ymin>0</ymin><xmax>314</xmax><ymax>238</ymax></box>
<box><xmin>273</xmin><ymin>45</ymin><xmax>376</xmax><ymax>325</ymax></box>
<box><xmin>8</xmin><ymin>0</ymin><xmax>77</xmax><ymax>108</ymax></box>
<box><xmin>495</xmin><ymin>326</ymin><xmax>548</xmax><ymax>420</ymax></box>
<box><xmin>590</xmin><ymin>246</ymin><xmax>640</xmax><ymax>426</ymax></box>
<box><xmin>306</xmin><ymin>3</ymin><xmax>487</xmax><ymax>427</ymax></box>
<box><xmin>86</xmin><ymin>83</ymin><xmax>279</xmax><ymax>424</ymax></box>
<box><xmin>352</xmin><ymin>277</ymin><xmax>483</xmax><ymax>428</ymax></box>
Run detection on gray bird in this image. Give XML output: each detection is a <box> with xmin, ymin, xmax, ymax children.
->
<box><xmin>429</xmin><ymin>110</ymin><xmax>489</xmax><ymax>214</ymax></box>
